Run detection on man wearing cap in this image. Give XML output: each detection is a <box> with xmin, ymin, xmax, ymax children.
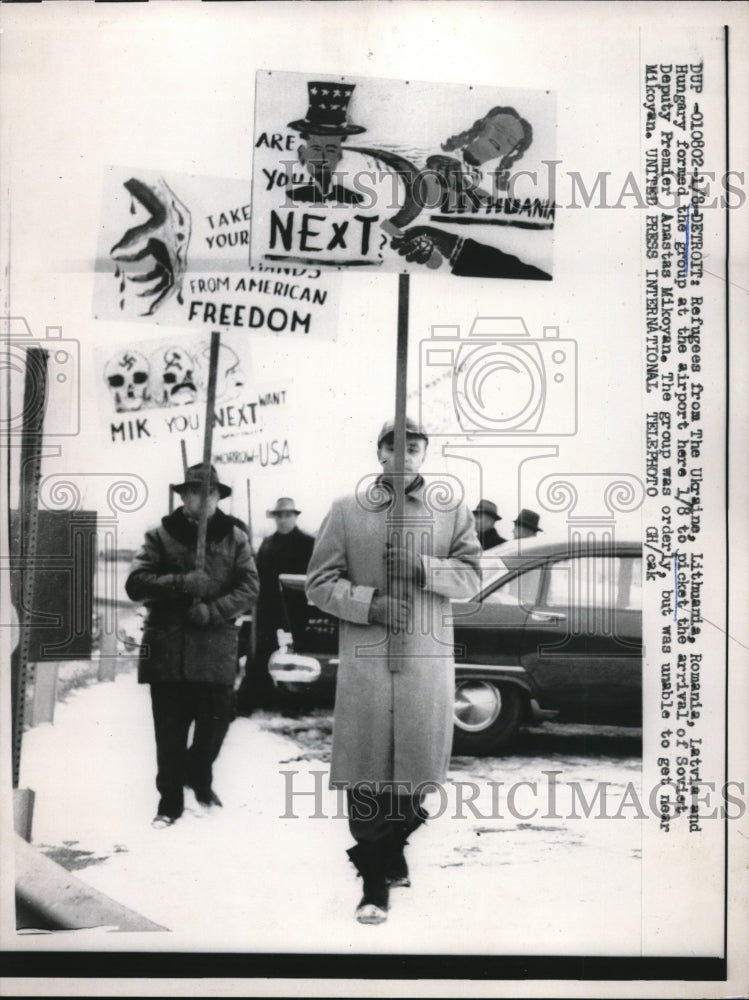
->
<box><xmin>305</xmin><ymin>418</ymin><xmax>481</xmax><ymax>924</ymax></box>
<box><xmin>286</xmin><ymin>81</ymin><xmax>367</xmax><ymax>205</ymax></box>
<box><xmin>513</xmin><ymin>507</ymin><xmax>543</xmax><ymax>539</ymax></box>
<box><xmin>472</xmin><ymin>499</ymin><xmax>508</xmax><ymax>550</ymax></box>
<box><xmin>235</xmin><ymin>497</ymin><xmax>315</xmax><ymax>714</ymax></box>
<box><xmin>126</xmin><ymin>463</ymin><xmax>259</xmax><ymax>828</ymax></box>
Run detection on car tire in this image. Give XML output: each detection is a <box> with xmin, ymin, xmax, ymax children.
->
<box><xmin>452</xmin><ymin>680</ymin><xmax>524</xmax><ymax>755</ymax></box>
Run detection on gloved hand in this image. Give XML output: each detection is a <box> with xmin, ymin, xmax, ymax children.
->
<box><xmin>181</xmin><ymin>569</ymin><xmax>221</xmax><ymax>599</ymax></box>
<box><xmin>186</xmin><ymin>602</ymin><xmax>212</xmax><ymax>626</ymax></box>
<box><xmin>384</xmin><ymin>544</ymin><xmax>424</xmax><ymax>585</ymax></box>
<box><xmin>369</xmin><ymin>594</ymin><xmax>410</xmax><ymax>629</ymax></box>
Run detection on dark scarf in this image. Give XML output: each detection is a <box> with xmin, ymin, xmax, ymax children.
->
<box><xmin>375</xmin><ymin>474</ymin><xmax>425</xmax><ymax>496</ymax></box>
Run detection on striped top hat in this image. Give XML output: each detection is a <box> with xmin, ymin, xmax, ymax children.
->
<box><xmin>288</xmin><ymin>81</ymin><xmax>367</xmax><ymax>136</ymax></box>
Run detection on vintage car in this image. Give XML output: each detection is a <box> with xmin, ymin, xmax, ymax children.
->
<box><xmin>268</xmin><ymin>537</ymin><xmax>642</xmax><ymax>754</ymax></box>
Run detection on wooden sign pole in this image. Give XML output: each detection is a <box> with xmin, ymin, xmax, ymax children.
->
<box><xmin>388</xmin><ymin>273</ymin><xmax>411</xmax><ymax>669</ymax></box>
<box><xmin>194</xmin><ymin>331</ymin><xmax>221</xmax><ymax>572</ymax></box>
<box><xmin>245</xmin><ymin>478</ymin><xmax>257</xmax><ymax>663</ymax></box>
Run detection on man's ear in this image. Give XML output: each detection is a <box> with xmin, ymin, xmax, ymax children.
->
<box><xmin>297</xmin><ymin>145</ymin><xmax>306</xmax><ymax>165</ymax></box>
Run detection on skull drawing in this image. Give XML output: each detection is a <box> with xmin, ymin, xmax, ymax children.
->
<box><xmin>104</xmin><ymin>351</ymin><xmax>150</xmax><ymax>412</ymax></box>
<box><xmin>149</xmin><ymin>345</ymin><xmax>198</xmax><ymax>407</ymax></box>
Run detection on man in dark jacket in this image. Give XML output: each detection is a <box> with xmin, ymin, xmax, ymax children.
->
<box><xmin>126</xmin><ymin>463</ymin><xmax>259</xmax><ymax>828</ymax></box>
<box><xmin>472</xmin><ymin>499</ymin><xmax>507</xmax><ymax>550</ymax></box>
<box><xmin>236</xmin><ymin>497</ymin><xmax>315</xmax><ymax>713</ymax></box>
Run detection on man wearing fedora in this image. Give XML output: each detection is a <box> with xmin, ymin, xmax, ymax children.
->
<box><xmin>126</xmin><ymin>463</ymin><xmax>258</xmax><ymax>828</ymax></box>
<box><xmin>472</xmin><ymin>499</ymin><xmax>508</xmax><ymax>550</ymax></box>
<box><xmin>235</xmin><ymin>497</ymin><xmax>315</xmax><ymax>714</ymax></box>
<box><xmin>306</xmin><ymin>417</ymin><xmax>481</xmax><ymax>924</ymax></box>
<box><xmin>287</xmin><ymin>81</ymin><xmax>367</xmax><ymax>205</ymax></box>
<box><xmin>513</xmin><ymin>507</ymin><xmax>543</xmax><ymax>539</ymax></box>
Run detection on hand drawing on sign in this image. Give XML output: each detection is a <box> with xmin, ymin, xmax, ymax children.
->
<box><xmin>110</xmin><ymin>177</ymin><xmax>192</xmax><ymax>316</ymax></box>
<box><xmin>104</xmin><ymin>350</ymin><xmax>151</xmax><ymax>412</ymax></box>
<box><xmin>390</xmin><ymin>225</ymin><xmax>552</xmax><ymax>279</ymax></box>
<box><xmin>149</xmin><ymin>345</ymin><xmax>198</xmax><ymax>407</ymax></box>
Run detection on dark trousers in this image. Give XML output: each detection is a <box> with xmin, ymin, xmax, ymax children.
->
<box><xmin>346</xmin><ymin>787</ymin><xmax>427</xmax><ymax>844</ymax></box>
<box><xmin>236</xmin><ymin>627</ymin><xmax>277</xmax><ymax>709</ymax></box>
<box><xmin>150</xmin><ymin>681</ymin><xmax>234</xmax><ymax>818</ymax></box>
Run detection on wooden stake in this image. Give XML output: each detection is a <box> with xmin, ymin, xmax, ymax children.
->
<box><xmin>195</xmin><ymin>331</ymin><xmax>221</xmax><ymax>572</ymax></box>
<box><xmin>245</xmin><ymin>479</ymin><xmax>254</xmax><ymax>553</ymax></box>
<box><xmin>393</xmin><ymin>272</ymin><xmax>410</xmax><ymax>513</ymax></box>
<box><xmin>388</xmin><ymin>273</ymin><xmax>410</xmax><ymax>665</ymax></box>
<box><xmin>245</xmin><ymin>479</ymin><xmax>257</xmax><ymax>663</ymax></box>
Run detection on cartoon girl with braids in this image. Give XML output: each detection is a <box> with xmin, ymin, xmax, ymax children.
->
<box><xmin>409</xmin><ymin>106</ymin><xmax>533</xmax><ymax>217</ymax></box>
<box><xmin>389</xmin><ymin>106</ymin><xmax>550</xmax><ymax>279</ymax></box>
<box><xmin>440</xmin><ymin>105</ymin><xmax>532</xmax><ymax>192</ymax></box>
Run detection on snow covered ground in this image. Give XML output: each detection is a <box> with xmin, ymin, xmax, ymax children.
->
<box><xmin>11</xmin><ymin>666</ymin><xmax>644</xmax><ymax>956</ymax></box>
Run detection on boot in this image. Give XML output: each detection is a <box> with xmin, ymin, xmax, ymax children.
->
<box><xmin>385</xmin><ymin>835</ymin><xmax>410</xmax><ymax>888</ymax></box>
<box><xmin>386</xmin><ymin>801</ymin><xmax>427</xmax><ymax>887</ymax></box>
<box><xmin>347</xmin><ymin>841</ymin><xmax>390</xmax><ymax>925</ymax></box>
<box><xmin>402</xmin><ymin>801</ymin><xmax>429</xmax><ymax>839</ymax></box>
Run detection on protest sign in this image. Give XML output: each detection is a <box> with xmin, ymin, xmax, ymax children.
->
<box><xmin>94</xmin><ymin>168</ymin><xmax>339</xmax><ymax>339</ymax></box>
<box><xmin>250</xmin><ymin>71</ymin><xmax>555</xmax><ymax>279</ymax></box>
<box><xmin>94</xmin><ymin>329</ymin><xmax>292</xmax><ymax>489</ymax></box>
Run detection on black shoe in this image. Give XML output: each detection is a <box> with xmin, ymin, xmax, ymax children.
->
<box><xmin>151</xmin><ymin>814</ymin><xmax>177</xmax><ymax>829</ymax></box>
<box><xmin>233</xmin><ymin>695</ymin><xmax>256</xmax><ymax>717</ymax></box>
<box><xmin>196</xmin><ymin>789</ymin><xmax>223</xmax><ymax>808</ymax></box>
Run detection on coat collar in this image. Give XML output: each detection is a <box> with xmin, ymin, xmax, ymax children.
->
<box><xmin>370</xmin><ymin>474</ymin><xmax>425</xmax><ymax>508</ymax></box>
<box><xmin>161</xmin><ymin>506</ymin><xmax>237</xmax><ymax>546</ymax></box>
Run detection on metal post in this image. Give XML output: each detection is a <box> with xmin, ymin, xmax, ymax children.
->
<box><xmin>12</xmin><ymin>346</ymin><xmax>48</xmax><ymax>787</ymax></box>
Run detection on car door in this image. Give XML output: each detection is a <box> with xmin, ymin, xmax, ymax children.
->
<box><xmin>452</xmin><ymin>564</ymin><xmax>543</xmax><ymax>666</ymax></box>
<box><xmin>520</xmin><ymin>550</ymin><xmax>643</xmax><ymax>724</ymax></box>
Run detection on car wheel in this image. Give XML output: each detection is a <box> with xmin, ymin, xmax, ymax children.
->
<box><xmin>452</xmin><ymin>680</ymin><xmax>524</xmax><ymax>755</ymax></box>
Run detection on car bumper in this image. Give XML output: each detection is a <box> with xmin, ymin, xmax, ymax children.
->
<box><xmin>268</xmin><ymin>650</ymin><xmax>338</xmax><ymax>687</ymax></box>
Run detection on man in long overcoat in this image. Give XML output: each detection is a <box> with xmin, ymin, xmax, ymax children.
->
<box><xmin>126</xmin><ymin>463</ymin><xmax>259</xmax><ymax>828</ymax></box>
<box><xmin>305</xmin><ymin>418</ymin><xmax>481</xmax><ymax>923</ymax></box>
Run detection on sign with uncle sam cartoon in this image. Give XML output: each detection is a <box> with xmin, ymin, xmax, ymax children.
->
<box><xmin>250</xmin><ymin>71</ymin><xmax>555</xmax><ymax>279</ymax></box>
